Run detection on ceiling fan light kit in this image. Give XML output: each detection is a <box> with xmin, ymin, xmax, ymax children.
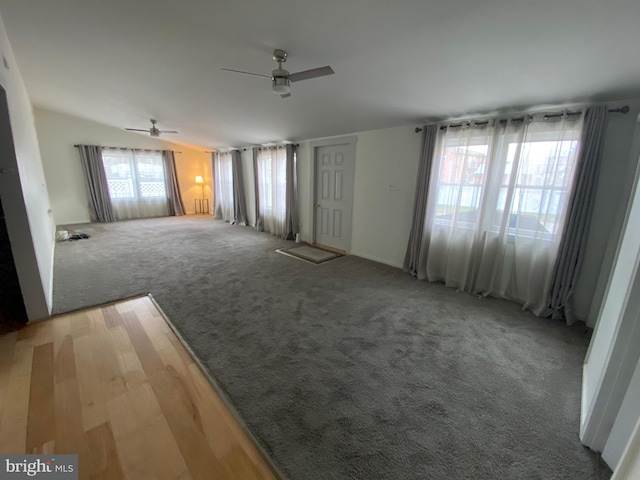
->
<box><xmin>272</xmin><ymin>76</ymin><xmax>290</xmax><ymax>95</ymax></box>
<box><xmin>221</xmin><ymin>49</ymin><xmax>334</xmax><ymax>99</ymax></box>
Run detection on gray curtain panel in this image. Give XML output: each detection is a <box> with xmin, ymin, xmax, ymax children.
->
<box><xmin>231</xmin><ymin>150</ymin><xmax>248</xmax><ymax>226</ymax></box>
<box><xmin>544</xmin><ymin>105</ymin><xmax>609</xmax><ymax>324</ymax></box>
<box><xmin>76</xmin><ymin>145</ymin><xmax>116</xmax><ymax>222</ymax></box>
<box><xmin>403</xmin><ymin>124</ymin><xmax>439</xmax><ymax>276</ymax></box>
<box><xmin>252</xmin><ymin>148</ymin><xmax>264</xmax><ymax>231</ymax></box>
<box><xmin>162</xmin><ymin>150</ymin><xmax>185</xmax><ymax>216</ymax></box>
<box><xmin>284</xmin><ymin>144</ymin><xmax>299</xmax><ymax>240</ymax></box>
<box><xmin>212</xmin><ymin>152</ymin><xmax>222</xmax><ymax>219</ymax></box>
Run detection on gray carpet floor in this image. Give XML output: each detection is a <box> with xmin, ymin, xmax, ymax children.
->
<box><xmin>53</xmin><ymin>216</ymin><xmax>611</xmax><ymax>480</ymax></box>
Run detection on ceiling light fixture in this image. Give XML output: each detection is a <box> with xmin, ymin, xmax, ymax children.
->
<box><xmin>272</xmin><ymin>75</ymin><xmax>290</xmax><ymax>95</ymax></box>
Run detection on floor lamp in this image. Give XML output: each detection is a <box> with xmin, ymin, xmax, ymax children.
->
<box><xmin>195</xmin><ymin>176</ymin><xmax>204</xmax><ymax>199</ymax></box>
<box><xmin>195</xmin><ymin>176</ymin><xmax>207</xmax><ymax>214</ymax></box>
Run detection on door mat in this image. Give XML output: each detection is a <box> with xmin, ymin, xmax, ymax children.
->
<box><xmin>276</xmin><ymin>245</ymin><xmax>344</xmax><ymax>264</ymax></box>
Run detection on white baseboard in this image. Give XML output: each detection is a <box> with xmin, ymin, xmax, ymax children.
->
<box><xmin>350</xmin><ymin>250</ymin><xmax>403</xmax><ymax>270</ymax></box>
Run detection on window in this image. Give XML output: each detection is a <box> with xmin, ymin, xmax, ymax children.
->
<box><xmin>498</xmin><ymin>139</ymin><xmax>579</xmax><ymax>237</ymax></box>
<box><xmin>424</xmin><ymin>113</ymin><xmax>584</xmax><ymax>314</ymax></box>
<box><xmin>436</xmin><ymin>142</ymin><xmax>488</xmax><ymax>229</ymax></box>
<box><xmin>101</xmin><ymin>149</ymin><xmax>169</xmax><ymax>220</ymax></box>
<box><xmin>434</xmin><ymin>122</ymin><xmax>581</xmax><ymax>241</ymax></box>
<box><xmin>102</xmin><ymin>150</ymin><xmax>166</xmax><ymax>200</ymax></box>
<box><xmin>256</xmin><ymin>147</ymin><xmax>287</xmax><ymax>236</ymax></box>
<box><xmin>213</xmin><ymin>152</ymin><xmax>234</xmax><ymax>222</ymax></box>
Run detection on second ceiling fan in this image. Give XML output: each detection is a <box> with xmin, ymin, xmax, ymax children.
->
<box><xmin>221</xmin><ymin>49</ymin><xmax>334</xmax><ymax>98</ymax></box>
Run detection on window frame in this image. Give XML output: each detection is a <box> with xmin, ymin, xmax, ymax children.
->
<box><xmin>102</xmin><ymin>149</ymin><xmax>167</xmax><ymax>202</ymax></box>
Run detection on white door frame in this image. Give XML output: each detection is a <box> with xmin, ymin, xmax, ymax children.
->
<box><xmin>308</xmin><ymin>135</ymin><xmax>357</xmax><ymax>250</ymax></box>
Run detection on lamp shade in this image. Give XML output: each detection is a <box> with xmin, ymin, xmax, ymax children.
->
<box><xmin>195</xmin><ymin>176</ymin><xmax>204</xmax><ymax>184</ymax></box>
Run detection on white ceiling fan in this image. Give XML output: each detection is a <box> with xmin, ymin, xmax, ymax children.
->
<box><xmin>125</xmin><ymin>119</ymin><xmax>178</xmax><ymax>137</ymax></box>
<box><xmin>221</xmin><ymin>49</ymin><xmax>334</xmax><ymax>98</ymax></box>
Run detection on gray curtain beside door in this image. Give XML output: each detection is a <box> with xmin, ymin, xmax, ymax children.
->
<box><xmin>231</xmin><ymin>150</ymin><xmax>248</xmax><ymax>226</ymax></box>
<box><xmin>403</xmin><ymin>124</ymin><xmax>438</xmax><ymax>276</ymax></box>
<box><xmin>543</xmin><ymin>105</ymin><xmax>609</xmax><ymax>324</ymax></box>
<box><xmin>162</xmin><ymin>150</ymin><xmax>186</xmax><ymax>216</ymax></box>
<box><xmin>76</xmin><ymin>145</ymin><xmax>116</xmax><ymax>222</ymax></box>
<box><xmin>284</xmin><ymin>144</ymin><xmax>299</xmax><ymax>240</ymax></box>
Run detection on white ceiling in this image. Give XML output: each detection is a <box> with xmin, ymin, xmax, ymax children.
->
<box><xmin>0</xmin><ymin>0</ymin><xmax>639</xmax><ymax>149</ymax></box>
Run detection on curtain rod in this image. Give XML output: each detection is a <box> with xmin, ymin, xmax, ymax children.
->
<box><xmin>73</xmin><ymin>145</ymin><xmax>182</xmax><ymax>154</ymax></box>
<box><xmin>206</xmin><ymin>143</ymin><xmax>300</xmax><ymax>153</ymax></box>
<box><xmin>414</xmin><ymin>105</ymin><xmax>630</xmax><ymax>133</ymax></box>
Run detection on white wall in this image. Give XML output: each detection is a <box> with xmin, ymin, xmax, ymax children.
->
<box><xmin>296</xmin><ymin>125</ymin><xmax>421</xmax><ymax>267</ymax></box>
<box><xmin>605</xmin><ymin>356</ymin><xmax>640</xmax><ymax>469</ymax></box>
<box><xmin>612</xmin><ymin>417</ymin><xmax>640</xmax><ymax>480</ymax></box>
<box><xmin>34</xmin><ymin>107</ymin><xmax>210</xmax><ymax>225</ymax></box>
<box><xmin>0</xmin><ymin>12</ymin><xmax>54</xmax><ymax>320</ymax></box>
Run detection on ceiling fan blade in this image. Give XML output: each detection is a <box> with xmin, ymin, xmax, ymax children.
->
<box><xmin>220</xmin><ymin>68</ymin><xmax>272</xmax><ymax>79</ymax></box>
<box><xmin>288</xmin><ymin>66</ymin><xmax>334</xmax><ymax>82</ymax></box>
<box><xmin>158</xmin><ymin>130</ymin><xmax>179</xmax><ymax>134</ymax></box>
<box><xmin>280</xmin><ymin>93</ymin><xmax>291</xmax><ymax>99</ymax></box>
<box><xmin>125</xmin><ymin>128</ymin><xmax>149</xmax><ymax>132</ymax></box>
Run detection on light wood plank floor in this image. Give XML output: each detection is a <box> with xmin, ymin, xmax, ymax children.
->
<box><xmin>0</xmin><ymin>296</ymin><xmax>278</xmax><ymax>480</ymax></box>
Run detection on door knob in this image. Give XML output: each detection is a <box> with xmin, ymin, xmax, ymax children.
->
<box><xmin>314</xmin><ymin>203</ymin><xmax>321</xmax><ymax>208</ymax></box>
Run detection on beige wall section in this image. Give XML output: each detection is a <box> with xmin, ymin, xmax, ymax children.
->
<box><xmin>0</xmin><ymin>12</ymin><xmax>54</xmax><ymax>320</ymax></box>
<box><xmin>34</xmin><ymin>107</ymin><xmax>210</xmax><ymax>225</ymax></box>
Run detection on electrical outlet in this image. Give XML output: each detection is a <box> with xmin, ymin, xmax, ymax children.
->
<box><xmin>388</xmin><ymin>183</ymin><xmax>399</xmax><ymax>191</ymax></box>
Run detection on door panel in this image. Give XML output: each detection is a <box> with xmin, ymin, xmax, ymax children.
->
<box><xmin>314</xmin><ymin>143</ymin><xmax>355</xmax><ymax>251</ymax></box>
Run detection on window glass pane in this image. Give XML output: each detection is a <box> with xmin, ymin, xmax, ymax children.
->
<box><xmin>507</xmin><ymin>139</ymin><xmax>579</xmax><ymax>236</ymax></box>
<box><xmin>135</xmin><ymin>153</ymin><xmax>166</xmax><ymax>198</ymax></box>
<box><xmin>102</xmin><ymin>151</ymin><xmax>135</xmax><ymax>199</ymax></box>
<box><xmin>436</xmin><ymin>143</ymin><xmax>488</xmax><ymax>227</ymax></box>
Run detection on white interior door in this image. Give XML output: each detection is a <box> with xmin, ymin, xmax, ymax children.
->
<box><xmin>313</xmin><ymin>141</ymin><xmax>355</xmax><ymax>251</ymax></box>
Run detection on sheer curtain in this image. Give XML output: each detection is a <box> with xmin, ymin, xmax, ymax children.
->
<box><xmin>419</xmin><ymin>112</ymin><xmax>585</xmax><ymax>315</ymax></box>
<box><xmin>102</xmin><ymin>149</ymin><xmax>169</xmax><ymax>220</ymax></box>
<box><xmin>213</xmin><ymin>152</ymin><xmax>234</xmax><ymax>222</ymax></box>
<box><xmin>255</xmin><ymin>146</ymin><xmax>287</xmax><ymax>236</ymax></box>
